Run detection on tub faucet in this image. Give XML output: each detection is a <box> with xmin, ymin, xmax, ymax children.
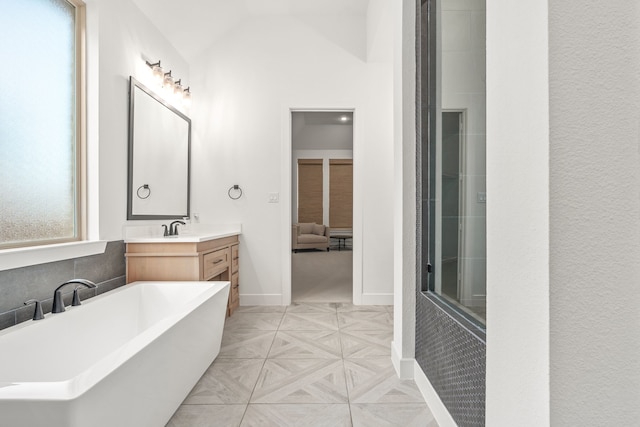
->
<box><xmin>169</xmin><ymin>220</ymin><xmax>186</xmax><ymax>236</ymax></box>
<box><xmin>24</xmin><ymin>299</ymin><xmax>45</xmax><ymax>321</ymax></box>
<box><xmin>52</xmin><ymin>279</ymin><xmax>96</xmax><ymax>313</ymax></box>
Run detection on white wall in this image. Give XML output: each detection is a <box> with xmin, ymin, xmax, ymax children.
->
<box><xmin>189</xmin><ymin>14</ymin><xmax>394</xmax><ymax>304</ymax></box>
<box><xmin>488</xmin><ymin>0</ymin><xmax>640</xmax><ymax>425</ymax></box>
<box><xmin>292</xmin><ymin>118</ymin><xmax>353</xmax><ymax>151</ymax></box>
<box><xmin>547</xmin><ymin>1</ymin><xmax>640</xmax><ymax>425</ymax></box>
<box><xmin>88</xmin><ymin>0</ymin><xmax>189</xmax><ymax>241</ymax></box>
<box><xmin>485</xmin><ymin>0</ymin><xmax>550</xmax><ymax>425</ymax></box>
<box><xmin>367</xmin><ymin>0</ymin><xmax>394</xmax><ymax>63</ymax></box>
<box><xmin>393</xmin><ymin>0</ymin><xmax>417</xmax><ymax>379</ymax></box>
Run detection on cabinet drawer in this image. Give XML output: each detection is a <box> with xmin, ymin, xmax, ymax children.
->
<box><xmin>203</xmin><ymin>249</ymin><xmax>228</xmax><ymax>279</ymax></box>
<box><xmin>231</xmin><ymin>244</ymin><xmax>239</xmax><ymax>273</ymax></box>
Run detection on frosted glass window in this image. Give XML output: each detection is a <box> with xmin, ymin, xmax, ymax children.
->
<box><xmin>0</xmin><ymin>0</ymin><xmax>81</xmax><ymax>248</ymax></box>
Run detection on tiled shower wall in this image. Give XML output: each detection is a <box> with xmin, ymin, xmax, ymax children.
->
<box><xmin>0</xmin><ymin>241</ymin><xmax>126</xmax><ymax>331</ymax></box>
<box><xmin>415</xmin><ymin>292</ymin><xmax>486</xmax><ymax>426</ymax></box>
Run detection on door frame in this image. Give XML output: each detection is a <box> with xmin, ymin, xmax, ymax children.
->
<box><xmin>281</xmin><ymin>107</ymin><xmax>363</xmax><ymax>305</ymax></box>
<box><xmin>436</xmin><ymin>109</ymin><xmax>467</xmax><ymax>301</ymax></box>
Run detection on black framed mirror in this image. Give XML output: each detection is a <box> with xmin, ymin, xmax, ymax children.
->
<box><xmin>127</xmin><ymin>76</ymin><xmax>191</xmax><ymax>220</ymax></box>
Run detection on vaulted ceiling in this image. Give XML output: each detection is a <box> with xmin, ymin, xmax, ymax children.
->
<box><xmin>131</xmin><ymin>0</ymin><xmax>370</xmax><ymax>60</ymax></box>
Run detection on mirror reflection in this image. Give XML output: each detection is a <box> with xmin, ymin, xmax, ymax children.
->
<box><xmin>127</xmin><ymin>77</ymin><xmax>191</xmax><ymax>220</ymax></box>
<box><xmin>423</xmin><ymin>0</ymin><xmax>486</xmax><ymax>325</ymax></box>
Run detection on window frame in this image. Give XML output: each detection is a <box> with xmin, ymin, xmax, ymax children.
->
<box><xmin>0</xmin><ymin>0</ymin><xmax>87</xmax><ymax>250</ymax></box>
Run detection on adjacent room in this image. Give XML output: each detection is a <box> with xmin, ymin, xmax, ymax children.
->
<box><xmin>291</xmin><ymin>111</ymin><xmax>354</xmax><ymax>303</ymax></box>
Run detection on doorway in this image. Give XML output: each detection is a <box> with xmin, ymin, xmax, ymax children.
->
<box><xmin>290</xmin><ymin>111</ymin><xmax>354</xmax><ymax>303</ymax></box>
<box><xmin>440</xmin><ymin>111</ymin><xmax>465</xmax><ymax>302</ymax></box>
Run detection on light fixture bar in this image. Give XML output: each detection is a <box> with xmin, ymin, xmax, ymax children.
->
<box><xmin>144</xmin><ymin>59</ymin><xmax>192</xmax><ymax>105</ymax></box>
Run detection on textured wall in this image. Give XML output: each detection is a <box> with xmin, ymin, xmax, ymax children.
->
<box><xmin>548</xmin><ymin>1</ymin><xmax>640</xmax><ymax>425</ymax></box>
<box><xmin>0</xmin><ymin>241</ymin><xmax>126</xmax><ymax>331</ymax></box>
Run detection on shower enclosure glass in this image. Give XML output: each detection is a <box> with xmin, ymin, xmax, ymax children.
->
<box><xmin>422</xmin><ymin>0</ymin><xmax>486</xmax><ymax>326</ymax></box>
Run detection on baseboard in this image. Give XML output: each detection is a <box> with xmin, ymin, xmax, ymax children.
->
<box><xmin>239</xmin><ymin>294</ymin><xmax>283</xmax><ymax>306</ymax></box>
<box><xmin>413</xmin><ymin>360</ymin><xmax>458</xmax><ymax>427</ymax></box>
<box><xmin>360</xmin><ymin>292</ymin><xmax>394</xmax><ymax>305</ymax></box>
<box><xmin>391</xmin><ymin>341</ymin><xmax>415</xmax><ymax>379</ymax></box>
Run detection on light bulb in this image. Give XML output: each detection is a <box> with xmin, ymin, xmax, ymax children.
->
<box><xmin>146</xmin><ymin>60</ymin><xmax>164</xmax><ymax>86</ymax></box>
<box><xmin>163</xmin><ymin>71</ymin><xmax>174</xmax><ymax>89</ymax></box>
<box><xmin>152</xmin><ymin>64</ymin><xmax>164</xmax><ymax>84</ymax></box>
<box><xmin>183</xmin><ymin>87</ymin><xmax>192</xmax><ymax>106</ymax></box>
<box><xmin>173</xmin><ymin>79</ymin><xmax>183</xmax><ymax>95</ymax></box>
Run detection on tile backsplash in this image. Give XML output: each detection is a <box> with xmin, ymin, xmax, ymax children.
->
<box><xmin>0</xmin><ymin>241</ymin><xmax>126</xmax><ymax>331</ymax></box>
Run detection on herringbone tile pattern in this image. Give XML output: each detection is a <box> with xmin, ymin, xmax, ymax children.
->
<box><xmin>167</xmin><ymin>303</ymin><xmax>438</xmax><ymax>427</ymax></box>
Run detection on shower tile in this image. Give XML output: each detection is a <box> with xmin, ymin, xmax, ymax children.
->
<box><xmin>337</xmin><ymin>311</ymin><xmax>393</xmax><ymax>331</ymax></box>
<box><xmin>286</xmin><ymin>302</ymin><xmax>337</xmax><ymax>313</ymax></box>
<box><xmin>268</xmin><ymin>330</ymin><xmax>342</xmax><ymax>359</ymax></box>
<box><xmin>218</xmin><ymin>330</ymin><xmax>276</xmax><ymax>359</ymax></box>
<box><xmin>351</xmin><ymin>403</ymin><xmax>437</xmax><ymax>427</ymax></box>
<box><xmin>344</xmin><ymin>358</ymin><xmax>424</xmax><ymax>404</ymax></box>
<box><xmin>241</xmin><ymin>404</ymin><xmax>351</xmax><ymax>427</ymax></box>
<box><xmin>250</xmin><ymin>359</ymin><xmax>348</xmax><ymax>404</ymax></box>
<box><xmin>182</xmin><ymin>359</ymin><xmax>264</xmax><ymax>405</ymax></box>
<box><xmin>224</xmin><ymin>312</ymin><xmax>284</xmax><ymax>330</ymax></box>
<box><xmin>340</xmin><ymin>330</ymin><xmax>392</xmax><ymax>358</ymax></box>
<box><xmin>166</xmin><ymin>404</ymin><xmax>246</xmax><ymax>427</ymax></box>
<box><xmin>279</xmin><ymin>313</ymin><xmax>339</xmax><ymax>331</ymax></box>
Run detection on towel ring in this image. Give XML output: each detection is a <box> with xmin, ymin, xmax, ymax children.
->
<box><xmin>228</xmin><ymin>185</ymin><xmax>243</xmax><ymax>200</ymax></box>
<box><xmin>137</xmin><ymin>184</ymin><xmax>151</xmax><ymax>199</ymax></box>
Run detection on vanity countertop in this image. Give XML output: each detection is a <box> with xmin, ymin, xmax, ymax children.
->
<box><xmin>123</xmin><ymin>223</ymin><xmax>241</xmax><ymax>243</ymax></box>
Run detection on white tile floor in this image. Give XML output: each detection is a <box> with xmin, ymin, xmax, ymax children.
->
<box><xmin>166</xmin><ymin>303</ymin><xmax>438</xmax><ymax>427</ymax></box>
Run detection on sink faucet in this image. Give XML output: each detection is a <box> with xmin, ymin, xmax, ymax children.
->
<box><xmin>52</xmin><ymin>279</ymin><xmax>96</xmax><ymax>313</ymax></box>
<box><xmin>169</xmin><ymin>220</ymin><xmax>186</xmax><ymax>236</ymax></box>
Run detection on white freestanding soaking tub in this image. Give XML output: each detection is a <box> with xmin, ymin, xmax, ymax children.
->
<box><xmin>0</xmin><ymin>281</ymin><xmax>230</xmax><ymax>427</ymax></box>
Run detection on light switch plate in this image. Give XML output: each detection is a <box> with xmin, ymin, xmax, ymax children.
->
<box><xmin>268</xmin><ymin>192</ymin><xmax>279</xmax><ymax>203</ymax></box>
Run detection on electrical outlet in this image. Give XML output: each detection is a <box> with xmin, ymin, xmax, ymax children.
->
<box><xmin>268</xmin><ymin>192</ymin><xmax>279</xmax><ymax>203</ymax></box>
<box><xmin>477</xmin><ymin>192</ymin><xmax>487</xmax><ymax>203</ymax></box>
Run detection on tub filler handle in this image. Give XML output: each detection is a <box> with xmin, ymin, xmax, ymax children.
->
<box><xmin>24</xmin><ymin>299</ymin><xmax>44</xmax><ymax>321</ymax></box>
<box><xmin>52</xmin><ymin>279</ymin><xmax>97</xmax><ymax>313</ymax></box>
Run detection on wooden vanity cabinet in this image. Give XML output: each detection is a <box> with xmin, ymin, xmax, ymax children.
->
<box><xmin>125</xmin><ymin>235</ymin><xmax>240</xmax><ymax>316</ymax></box>
<box><xmin>229</xmin><ymin>243</ymin><xmax>240</xmax><ymax>316</ymax></box>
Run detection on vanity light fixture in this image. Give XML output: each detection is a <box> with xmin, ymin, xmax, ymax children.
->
<box><xmin>173</xmin><ymin>79</ymin><xmax>183</xmax><ymax>95</ymax></box>
<box><xmin>340</xmin><ymin>116</ymin><xmax>348</xmax><ymax>122</ymax></box>
<box><xmin>144</xmin><ymin>59</ymin><xmax>192</xmax><ymax>106</ymax></box>
<box><xmin>163</xmin><ymin>70</ymin><xmax>175</xmax><ymax>88</ymax></box>
<box><xmin>183</xmin><ymin>87</ymin><xmax>192</xmax><ymax>104</ymax></box>
<box><xmin>145</xmin><ymin>60</ymin><xmax>164</xmax><ymax>84</ymax></box>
